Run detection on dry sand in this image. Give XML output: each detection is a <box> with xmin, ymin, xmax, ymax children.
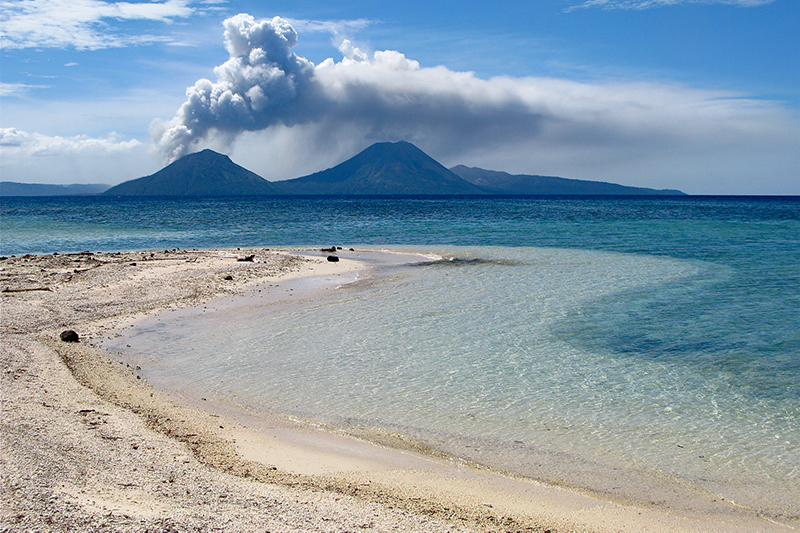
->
<box><xmin>1</xmin><ymin>248</ymin><xmax>793</xmax><ymax>532</ymax></box>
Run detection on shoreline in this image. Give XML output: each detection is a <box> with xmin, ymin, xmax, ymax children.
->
<box><xmin>1</xmin><ymin>248</ymin><xmax>793</xmax><ymax>532</ymax></box>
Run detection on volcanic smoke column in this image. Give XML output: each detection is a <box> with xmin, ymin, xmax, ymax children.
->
<box><xmin>152</xmin><ymin>14</ymin><xmax>316</xmax><ymax>162</ymax></box>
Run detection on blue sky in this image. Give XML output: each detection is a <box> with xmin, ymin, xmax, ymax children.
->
<box><xmin>1</xmin><ymin>0</ymin><xmax>798</xmax><ymax>194</ymax></box>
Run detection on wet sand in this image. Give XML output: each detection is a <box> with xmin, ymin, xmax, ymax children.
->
<box><xmin>1</xmin><ymin>248</ymin><xmax>792</xmax><ymax>532</ymax></box>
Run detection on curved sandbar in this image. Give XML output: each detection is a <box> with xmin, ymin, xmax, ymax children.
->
<box><xmin>1</xmin><ymin>248</ymin><xmax>791</xmax><ymax>532</ymax></box>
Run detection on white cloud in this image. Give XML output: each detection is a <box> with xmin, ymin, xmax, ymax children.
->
<box><xmin>0</xmin><ymin>127</ymin><xmax>155</xmax><ymax>185</ymax></box>
<box><xmin>0</xmin><ymin>82</ymin><xmax>48</xmax><ymax>96</ymax></box>
<box><xmin>286</xmin><ymin>17</ymin><xmax>374</xmax><ymax>37</ymax></box>
<box><xmin>0</xmin><ymin>127</ymin><xmax>142</xmax><ymax>154</ymax></box>
<box><xmin>566</xmin><ymin>0</ymin><xmax>776</xmax><ymax>10</ymax></box>
<box><xmin>0</xmin><ymin>0</ymin><xmax>199</xmax><ymax>50</ymax></box>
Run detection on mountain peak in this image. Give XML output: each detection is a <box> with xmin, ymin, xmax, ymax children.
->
<box><xmin>104</xmin><ymin>149</ymin><xmax>280</xmax><ymax>196</ymax></box>
<box><xmin>276</xmin><ymin>141</ymin><xmax>485</xmax><ymax>195</ymax></box>
<box><xmin>194</xmin><ymin>148</ymin><xmax>231</xmax><ymax>159</ymax></box>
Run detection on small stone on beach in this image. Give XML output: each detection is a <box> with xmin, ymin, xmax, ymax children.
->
<box><xmin>60</xmin><ymin>330</ymin><xmax>80</xmax><ymax>343</ymax></box>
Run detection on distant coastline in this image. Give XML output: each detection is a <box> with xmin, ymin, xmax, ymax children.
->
<box><xmin>0</xmin><ymin>182</ymin><xmax>110</xmax><ymax>196</ymax></box>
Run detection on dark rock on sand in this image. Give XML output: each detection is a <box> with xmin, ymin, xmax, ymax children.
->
<box><xmin>327</xmin><ymin>255</ymin><xmax>340</xmax><ymax>262</ymax></box>
<box><xmin>60</xmin><ymin>330</ymin><xmax>80</xmax><ymax>343</ymax></box>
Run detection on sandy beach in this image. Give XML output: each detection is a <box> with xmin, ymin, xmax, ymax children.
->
<box><xmin>1</xmin><ymin>248</ymin><xmax>793</xmax><ymax>532</ymax></box>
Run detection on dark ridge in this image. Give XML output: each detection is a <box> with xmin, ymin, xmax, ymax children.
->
<box><xmin>450</xmin><ymin>165</ymin><xmax>686</xmax><ymax>196</ymax></box>
<box><xmin>0</xmin><ymin>182</ymin><xmax>110</xmax><ymax>196</ymax></box>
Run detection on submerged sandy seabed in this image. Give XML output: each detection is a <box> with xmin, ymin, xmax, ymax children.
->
<box><xmin>0</xmin><ymin>247</ymin><xmax>794</xmax><ymax>532</ymax></box>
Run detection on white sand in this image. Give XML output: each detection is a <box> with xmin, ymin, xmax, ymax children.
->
<box><xmin>1</xmin><ymin>248</ymin><xmax>792</xmax><ymax>532</ymax></box>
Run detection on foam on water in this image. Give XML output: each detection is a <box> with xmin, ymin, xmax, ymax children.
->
<box><xmin>105</xmin><ymin>245</ymin><xmax>800</xmax><ymax>521</ymax></box>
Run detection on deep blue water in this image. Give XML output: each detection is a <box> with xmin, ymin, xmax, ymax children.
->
<box><xmin>3</xmin><ymin>195</ymin><xmax>798</xmax><ymax>257</ymax></box>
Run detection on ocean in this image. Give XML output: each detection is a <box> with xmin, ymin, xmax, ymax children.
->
<box><xmin>2</xmin><ymin>195</ymin><xmax>798</xmax><ymax>520</ymax></box>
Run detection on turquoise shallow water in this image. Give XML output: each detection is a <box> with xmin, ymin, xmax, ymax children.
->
<box><xmin>3</xmin><ymin>195</ymin><xmax>798</xmax><ymax>518</ymax></box>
